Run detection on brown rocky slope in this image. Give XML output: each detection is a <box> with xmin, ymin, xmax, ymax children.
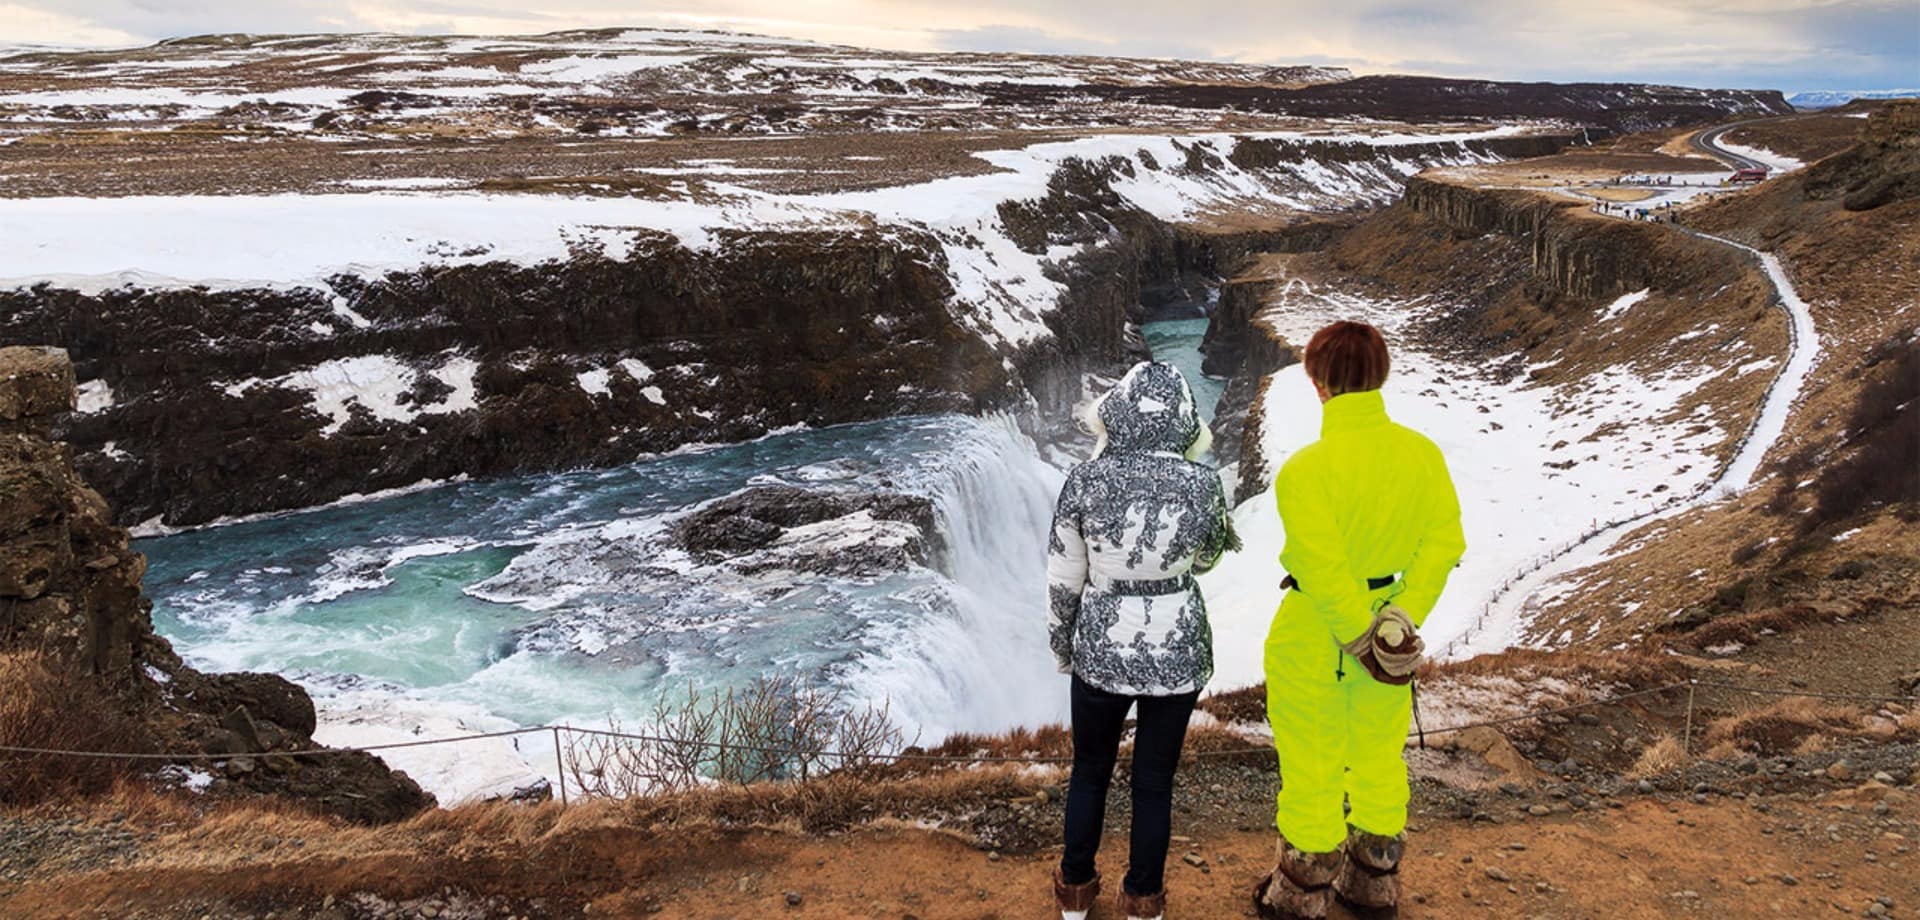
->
<box><xmin>0</xmin><ymin>346</ymin><xmax>431</xmax><ymax>824</ymax></box>
<box><xmin>1200</xmin><ymin>105</ymin><xmax>1918</xmax><ymax>684</ymax></box>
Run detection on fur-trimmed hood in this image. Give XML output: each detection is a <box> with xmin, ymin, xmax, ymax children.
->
<box><xmin>1083</xmin><ymin>361</ymin><xmax>1212</xmax><ymax>461</ymax></box>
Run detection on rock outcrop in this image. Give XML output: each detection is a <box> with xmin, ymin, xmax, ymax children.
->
<box><xmin>0</xmin><ymin>346</ymin><xmax>432</xmax><ymax>824</ymax></box>
<box><xmin>1400</xmin><ymin>176</ymin><xmax>1748</xmax><ymax>302</ymax></box>
<box><xmin>673</xmin><ymin>485</ymin><xmax>941</xmax><ymax>576</ymax></box>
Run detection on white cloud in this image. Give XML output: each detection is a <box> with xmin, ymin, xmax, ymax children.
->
<box><xmin>2</xmin><ymin>0</ymin><xmax>1913</xmax><ymax>91</ymax></box>
<box><xmin>0</xmin><ymin>3</ymin><xmax>144</xmax><ymax>46</ymax></box>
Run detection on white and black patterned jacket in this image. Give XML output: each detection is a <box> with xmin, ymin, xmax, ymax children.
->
<box><xmin>1046</xmin><ymin>361</ymin><xmax>1240</xmax><ymax>696</ymax></box>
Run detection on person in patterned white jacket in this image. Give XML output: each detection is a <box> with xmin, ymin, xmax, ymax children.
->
<box><xmin>1046</xmin><ymin>360</ymin><xmax>1240</xmax><ymax>920</ymax></box>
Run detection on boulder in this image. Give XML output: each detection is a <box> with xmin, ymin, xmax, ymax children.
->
<box><xmin>1443</xmin><ymin>725</ymin><xmax>1544</xmax><ymax>785</ymax></box>
<box><xmin>203</xmin><ymin>672</ymin><xmax>319</xmax><ymax>738</ymax></box>
<box><xmin>673</xmin><ymin>485</ymin><xmax>942</xmax><ymax>576</ymax></box>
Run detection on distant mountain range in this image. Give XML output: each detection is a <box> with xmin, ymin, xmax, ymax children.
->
<box><xmin>1787</xmin><ymin>89</ymin><xmax>1920</xmax><ymax>109</ymax></box>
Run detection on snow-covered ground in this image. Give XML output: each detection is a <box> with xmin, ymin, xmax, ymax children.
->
<box><xmin>1198</xmin><ymin>277</ymin><xmax>1780</xmax><ymax>687</ymax></box>
<box><xmin>1419</xmin><ymin>233</ymin><xmax>1819</xmax><ymax>658</ymax></box>
<box><xmin>309</xmin><ymin>682</ymin><xmax>546</xmax><ymax>803</ymax></box>
<box><xmin>1716</xmin><ymin>140</ymin><xmax>1806</xmax><ymax>174</ymax></box>
<box><xmin>0</xmin><ymin>127</ymin><xmax>1527</xmax><ymax>354</ymax></box>
<box><xmin>0</xmin><ymin>30</ymin><xmax>1351</xmax><ymax>140</ymax></box>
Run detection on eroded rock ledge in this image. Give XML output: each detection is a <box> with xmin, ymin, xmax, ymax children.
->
<box><xmin>0</xmin><ymin>346</ymin><xmax>432</xmax><ymax>824</ymax></box>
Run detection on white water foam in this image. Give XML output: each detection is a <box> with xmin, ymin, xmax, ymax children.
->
<box><xmin>839</xmin><ymin>414</ymin><xmax>1068</xmax><ymax>739</ymax></box>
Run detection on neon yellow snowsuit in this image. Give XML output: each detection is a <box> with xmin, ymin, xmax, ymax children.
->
<box><xmin>1264</xmin><ymin>388</ymin><xmax>1466</xmax><ymax>853</ymax></box>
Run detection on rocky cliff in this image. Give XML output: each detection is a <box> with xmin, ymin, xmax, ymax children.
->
<box><xmin>0</xmin><ymin>346</ymin><xmax>432</xmax><ymax>823</ymax></box>
<box><xmin>10</xmin><ymin>229</ymin><xmax>1018</xmax><ymax>527</ymax></box>
<box><xmin>4</xmin><ymin>132</ymin><xmax>1579</xmax><ymax>528</ymax></box>
<box><xmin>992</xmin><ymin>76</ymin><xmax>1791</xmax><ymax>132</ymax></box>
<box><xmin>1399</xmin><ymin>176</ymin><xmax>1750</xmax><ymax>302</ymax></box>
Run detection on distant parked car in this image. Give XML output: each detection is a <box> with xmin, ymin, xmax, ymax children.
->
<box><xmin>1730</xmin><ymin>167</ymin><xmax>1770</xmax><ymax>184</ymax></box>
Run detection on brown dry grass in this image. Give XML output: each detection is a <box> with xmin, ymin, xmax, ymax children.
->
<box><xmin>922</xmin><ymin>723</ymin><xmax>1074</xmax><ymax>761</ymax></box>
<box><xmin>1697</xmin><ymin>697</ymin><xmax>1914</xmax><ymax>757</ymax></box>
<box><xmin>1680</xmin><ymin>604</ymin><xmax>1837</xmax><ymax>649</ymax></box>
<box><xmin>1198</xmin><ymin>684</ymin><xmax>1268</xmax><ymax>724</ymax></box>
<box><xmin>1724</xmin><ymin>111</ymin><xmax>1874</xmax><ymax>165</ymax></box>
<box><xmin>1626</xmin><ymin>734</ymin><xmax>1687</xmax><ymax>777</ymax></box>
<box><xmin>0</xmin><ymin>652</ymin><xmax>153</xmax><ymax>807</ymax></box>
<box><xmin>618</xmin><ymin>764</ymin><xmax>1055</xmax><ymax>836</ymax></box>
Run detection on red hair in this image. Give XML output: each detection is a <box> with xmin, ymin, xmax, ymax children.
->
<box><xmin>1303</xmin><ymin>321</ymin><xmax>1390</xmax><ymax>396</ymax></box>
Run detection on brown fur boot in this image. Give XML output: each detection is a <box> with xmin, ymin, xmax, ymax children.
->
<box><xmin>1332</xmin><ymin>828</ymin><xmax>1405</xmax><ymax>918</ymax></box>
<box><xmin>1117</xmin><ymin>888</ymin><xmax>1166</xmax><ymax>920</ymax></box>
<box><xmin>1053</xmin><ymin>867</ymin><xmax>1100</xmax><ymax>919</ymax></box>
<box><xmin>1252</xmin><ymin>836</ymin><xmax>1343</xmax><ymax>920</ymax></box>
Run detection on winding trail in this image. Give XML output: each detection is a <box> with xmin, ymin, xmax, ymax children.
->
<box><xmin>1446</xmin><ymin>221</ymin><xmax>1821</xmax><ymax>656</ymax></box>
<box><xmin>1692</xmin><ymin>120</ymin><xmax>1769</xmax><ymax>172</ymax></box>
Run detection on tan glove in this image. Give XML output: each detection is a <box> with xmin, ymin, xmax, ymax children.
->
<box><xmin>1340</xmin><ymin>604</ymin><xmax>1425</xmax><ymax>685</ymax></box>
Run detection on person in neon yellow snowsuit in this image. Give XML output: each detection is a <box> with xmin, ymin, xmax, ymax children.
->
<box><xmin>1255</xmin><ymin>321</ymin><xmax>1466</xmax><ymax>920</ymax></box>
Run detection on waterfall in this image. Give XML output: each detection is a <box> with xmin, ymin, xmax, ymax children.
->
<box><xmin>841</xmin><ymin>414</ymin><xmax>1072</xmax><ymax>740</ymax></box>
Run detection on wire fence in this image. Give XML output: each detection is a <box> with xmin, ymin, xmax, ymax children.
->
<box><xmin>2</xmin><ymin>677</ymin><xmax>1911</xmax><ymax>807</ymax></box>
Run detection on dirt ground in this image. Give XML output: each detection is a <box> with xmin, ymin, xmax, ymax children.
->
<box><xmin>2</xmin><ymin>759</ymin><xmax>1915</xmax><ymax>919</ymax></box>
<box><xmin>634</xmin><ymin>792</ymin><xmax>1917</xmax><ymax>919</ymax></box>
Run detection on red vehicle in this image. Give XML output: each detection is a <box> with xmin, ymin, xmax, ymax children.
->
<box><xmin>1730</xmin><ymin>166</ymin><xmax>1770</xmax><ymax>183</ymax></box>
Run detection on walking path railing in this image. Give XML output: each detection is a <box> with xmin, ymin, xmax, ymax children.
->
<box><xmin>1439</xmin><ymin>224</ymin><xmax>1816</xmax><ymax>658</ymax></box>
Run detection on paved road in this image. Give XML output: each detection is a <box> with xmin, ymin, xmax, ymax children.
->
<box><xmin>1692</xmin><ymin>121</ymin><xmax>1766</xmax><ymax>171</ymax></box>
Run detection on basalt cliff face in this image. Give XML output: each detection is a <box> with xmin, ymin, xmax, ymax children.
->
<box><xmin>0</xmin><ymin>346</ymin><xmax>432</xmax><ymax>823</ymax></box>
<box><xmin>5</xmin><ymin>132</ymin><xmax>1581</xmax><ymax>528</ymax></box>
<box><xmin>12</xmin><ymin>229</ymin><xmax>1010</xmax><ymax>527</ymax></box>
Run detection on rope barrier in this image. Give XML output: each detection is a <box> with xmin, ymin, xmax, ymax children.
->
<box><xmin>6</xmin><ymin>678</ymin><xmax>1910</xmax><ymax>774</ymax></box>
<box><xmin>1693</xmin><ymin>680</ymin><xmax>1919</xmax><ymax>705</ymax></box>
<box><xmin>0</xmin><ymin>726</ymin><xmax>554</xmax><ymax>762</ymax></box>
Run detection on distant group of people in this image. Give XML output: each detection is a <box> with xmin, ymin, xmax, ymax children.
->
<box><xmin>1046</xmin><ymin>322</ymin><xmax>1465</xmax><ymax>920</ymax></box>
<box><xmin>1591</xmin><ymin>199</ymin><xmax>1683</xmax><ymax>223</ymax></box>
<box><xmin>1608</xmin><ymin>174</ymin><xmax>1709</xmax><ymax>187</ymax></box>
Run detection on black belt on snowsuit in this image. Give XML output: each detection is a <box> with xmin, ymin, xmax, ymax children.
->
<box><xmin>1094</xmin><ymin>573</ymin><xmax>1196</xmax><ymax>597</ymax></box>
<box><xmin>1279</xmin><ymin>573</ymin><xmax>1398</xmax><ymax>593</ymax></box>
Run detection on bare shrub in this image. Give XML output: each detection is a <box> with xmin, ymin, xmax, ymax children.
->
<box><xmin>1803</xmin><ymin>332</ymin><xmax>1920</xmax><ymax>533</ymax></box>
<box><xmin>562</xmin><ymin>676</ymin><xmax>913</xmax><ymax>799</ymax></box>
<box><xmin>0</xmin><ymin>652</ymin><xmax>151</xmax><ymax>807</ymax></box>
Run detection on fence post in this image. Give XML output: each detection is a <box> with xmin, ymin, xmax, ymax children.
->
<box><xmin>1682</xmin><ymin>680</ymin><xmax>1697</xmax><ymax>761</ymax></box>
<box><xmin>553</xmin><ymin>726</ymin><xmax>568</xmax><ymax>807</ymax></box>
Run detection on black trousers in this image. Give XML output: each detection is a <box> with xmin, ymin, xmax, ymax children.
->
<box><xmin>1059</xmin><ymin>673</ymin><xmax>1200</xmax><ymax>896</ymax></box>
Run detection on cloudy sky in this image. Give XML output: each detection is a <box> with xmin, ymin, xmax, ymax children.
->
<box><xmin>4</xmin><ymin>1</ymin><xmax>1914</xmax><ymax>92</ymax></box>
